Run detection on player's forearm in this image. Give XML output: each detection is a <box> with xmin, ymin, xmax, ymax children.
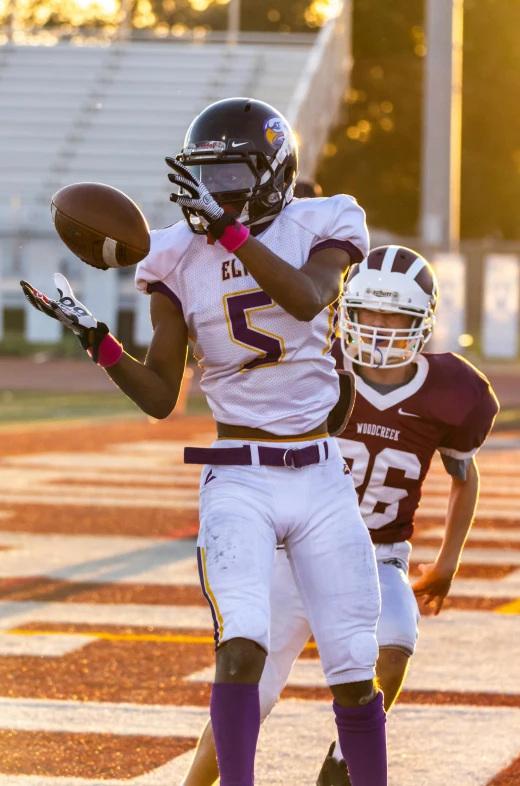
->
<box><xmin>234</xmin><ymin>236</ymin><xmax>338</xmax><ymax>321</ymax></box>
<box><xmin>437</xmin><ymin>459</ymin><xmax>480</xmax><ymax>571</ymax></box>
<box><xmin>105</xmin><ymin>352</ymin><xmax>180</xmax><ymax>419</ymax></box>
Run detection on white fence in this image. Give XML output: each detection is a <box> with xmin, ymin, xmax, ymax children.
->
<box><xmin>1</xmin><ymin>243</ymin><xmax>520</xmax><ymax>359</ymax></box>
<box><xmin>0</xmin><ymin>235</ymin><xmax>154</xmax><ymax>347</ymax></box>
<box><xmin>430</xmin><ymin>251</ymin><xmax>520</xmax><ymax>359</ymax></box>
<box><xmin>481</xmin><ymin>254</ymin><xmax>519</xmax><ymax>359</ymax></box>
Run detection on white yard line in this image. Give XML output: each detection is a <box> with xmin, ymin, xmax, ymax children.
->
<box><xmin>410</xmin><ymin>546</ymin><xmax>520</xmax><ymax>565</ymax></box>
<box><xmin>424</xmin><ymin>527</ymin><xmax>520</xmax><ymax>542</ymax></box>
<box><xmin>450</xmin><ymin>575</ymin><xmax>520</xmax><ymax>597</ymax></box>
<box><xmin>0</xmin><ymin>534</ymin><xmax>198</xmax><ymax>584</ymax></box>
<box><xmin>0</xmin><ymin>697</ymin><xmax>208</xmax><ymax>737</ymax></box>
<box><xmin>0</xmin><ymin>634</ymin><xmax>93</xmax><ymax>657</ymax></box>
<box><xmin>0</xmin><ymin>702</ymin><xmax>517</xmax><ymax>786</ymax></box>
<box><xmin>193</xmin><ymin>612</ymin><xmax>520</xmax><ymax>696</ymax></box>
<box><xmin>0</xmin><ymin>601</ymin><xmax>212</xmax><ymax>631</ymax></box>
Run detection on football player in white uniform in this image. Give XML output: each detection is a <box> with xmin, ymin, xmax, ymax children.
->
<box><xmin>20</xmin><ymin>99</ymin><xmax>388</xmax><ymax>786</ymax></box>
<box><xmin>181</xmin><ymin>245</ymin><xmax>498</xmax><ymax>786</ymax></box>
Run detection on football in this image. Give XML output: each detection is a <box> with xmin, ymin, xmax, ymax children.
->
<box><xmin>51</xmin><ymin>182</ymin><xmax>150</xmax><ymax>270</ymax></box>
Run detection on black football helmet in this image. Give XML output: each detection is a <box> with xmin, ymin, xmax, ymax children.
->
<box><xmin>174</xmin><ymin>97</ymin><xmax>298</xmax><ymax>233</ymax></box>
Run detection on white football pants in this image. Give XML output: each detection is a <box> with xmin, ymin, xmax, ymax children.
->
<box><xmin>197</xmin><ymin>438</ymin><xmax>381</xmax><ymax>686</ymax></box>
<box><xmin>258</xmin><ymin>540</ymin><xmax>420</xmax><ymax>720</ymax></box>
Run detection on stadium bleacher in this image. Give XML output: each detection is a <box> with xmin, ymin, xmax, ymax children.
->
<box><xmin>0</xmin><ymin>14</ymin><xmax>357</xmax><ymax>346</ymax></box>
<box><xmin>0</xmin><ymin>41</ymin><xmax>312</xmax><ymax>233</ymax></box>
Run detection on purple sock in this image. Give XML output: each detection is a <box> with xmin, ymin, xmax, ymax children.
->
<box><xmin>333</xmin><ymin>691</ymin><xmax>387</xmax><ymax>786</ymax></box>
<box><xmin>210</xmin><ymin>682</ymin><xmax>260</xmax><ymax>786</ymax></box>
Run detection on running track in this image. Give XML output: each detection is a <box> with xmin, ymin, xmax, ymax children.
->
<box><xmin>0</xmin><ymin>415</ymin><xmax>518</xmax><ymax>786</ymax></box>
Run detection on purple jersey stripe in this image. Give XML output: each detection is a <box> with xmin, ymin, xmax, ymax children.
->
<box><xmin>196</xmin><ymin>546</ymin><xmax>220</xmax><ymax>647</ymax></box>
<box><xmin>147</xmin><ymin>281</ymin><xmax>183</xmax><ymax>316</ymax></box>
<box><xmin>309</xmin><ymin>239</ymin><xmax>365</xmax><ymax>265</ymax></box>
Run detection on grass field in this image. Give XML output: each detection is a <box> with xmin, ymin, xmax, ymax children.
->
<box><xmin>0</xmin><ymin>390</ymin><xmax>211</xmax><ymax>423</ymax></box>
<box><xmin>0</xmin><ymin>388</ymin><xmax>517</xmax><ymax>429</ymax></box>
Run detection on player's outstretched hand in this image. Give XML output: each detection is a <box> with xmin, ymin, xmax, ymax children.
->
<box><xmin>20</xmin><ymin>273</ymin><xmax>110</xmax><ymax>363</ymax></box>
<box><xmin>411</xmin><ymin>561</ymin><xmax>455</xmax><ymax>615</ymax></box>
<box><xmin>166</xmin><ymin>158</ymin><xmax>225</xmax><ymax>224</ymax></box>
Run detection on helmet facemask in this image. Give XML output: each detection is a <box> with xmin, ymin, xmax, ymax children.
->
<box><xmin>340</xmin><ymin>302</ymin><xmax>436</xmax><ymax>369</ymax></box>
<box><xmin>176</xmin><ymin>148</ymin><xmax>295</xmax><ymax>233</ymax></box>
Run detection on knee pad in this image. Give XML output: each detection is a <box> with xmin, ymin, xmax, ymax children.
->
<box><xmin>259</xmin><ymin>661</ymin><xmax>287</xmax><ymax>721</ymax></box>
<box><xmin>350</xmin><ymin>631</ymin><xmax>379</xmax><ymax>668</ymax></box>
<box><xmin>259</xmin><ymin>679</ymin><xmax>283</xmax><ymax>722</ymax></box>
<box><xmin>377</xmin><ymin>604</ymin><xmax>419</xmax><ymax>656</ymax></box>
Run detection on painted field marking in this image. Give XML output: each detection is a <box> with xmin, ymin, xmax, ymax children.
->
<box><xmin>0</xmin><ymin>442</ymin><xmax>203</xmax><ymax>510</ymax></box>
<box><xmin>186</xmin><ymin>612</ymin><xmax>520</xmax><ymax>696</ymax></box>
<box><xmin>450</xmin><ymin>575</ymin><xmax>520</xmax><ymax>598</ymax></box>
<box><xmin>495</xmin><ymin>598</ymin><xmax>520</xmax><ymax>614</ymax></box>
<box><xmin>0</xmin><ymin>700</ymin><xmax>517</xmax><ymax>786</ymax></box>
<box><xmin>423</xmin><ymin>527</ymin><xmax>520</xmax><ymax>543</ymax></box>
<box><xmin>4</xmin><ymin>628</ymin><xmax>319</xmax><ymax>648</ymax></box>
<box><xmin>5</xmin><ymin>629</ymin><xmax>216</xmax><ymax>645</ymax></box>
<box><xmin>0</xmin><ymin>632</ymin><xmax>93</xmax><ymax>657</ymax></box>
<box><xmin>0</xmin><ymin>600</ymin><xmax>212</xmax><ymax>631</ymax></box>
<box><xmin>0</xmin><ymin>696</ymin><xmax>209</xmax><ymax>737</ymax></box>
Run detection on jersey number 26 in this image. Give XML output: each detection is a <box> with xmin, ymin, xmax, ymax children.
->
<box><xmin>341</xmin><ymin>441</ymin><xmax>421</xmax><ymax>530</ymax></box>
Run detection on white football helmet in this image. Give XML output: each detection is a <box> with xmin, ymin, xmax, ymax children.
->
<box><xmin>340</xmin><ymin>245</ymin><xmax>438</xmax><ymax>368</ymax></box>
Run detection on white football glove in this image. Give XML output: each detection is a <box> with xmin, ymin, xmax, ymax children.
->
<box><xmin>166</xmin><ymin>157</ymin><xmax>225</xmax><ymax>223</ymax></box>
<box><xmin>166</xmin><ymin>157</ymin><xmax>244</xmax><ymax>245</ymax></box>
<box><xmin>20</xmin><ymin>273</ymin><xmax>110</xmax><ymax>362</ymax></box>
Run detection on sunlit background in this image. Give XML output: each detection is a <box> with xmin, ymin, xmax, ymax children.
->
<box><xmin>1</xmin><ymin>0</ymin><xmax>520</xmax><ymax>392</ymax></box>
<box><xmin>0</xmin><ymin>0</ymin><xmax>341</xmax><ymax>37</ymax></box>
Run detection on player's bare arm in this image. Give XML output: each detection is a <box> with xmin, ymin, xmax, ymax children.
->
<box><xmin>232</xmin><ymin>238</ymin><xmax>350</xmax><ymax>321</ymax></box>
<box><xmin>166</xmin><ymin>158</ymin><xmax>358</xmax><ymax>323</ymax></box>
<box><xmin>106</xmin><ymin>292</ymin><xmax>188</xmax><ymax>419</ymax></box>
<box><xmin>412</xmin><ymin>456</ymin><xmax>480</xmax><ymax>615</ymax></box>
<box><xmin>20</xmin><ymin>276</ymin><xmax>188</xmax><ymax>420</ymax></box>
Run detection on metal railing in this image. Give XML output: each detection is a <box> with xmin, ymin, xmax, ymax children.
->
<box><xmin>286</xmin><ymin>0</ymin><xmax>352</xmax><ymax>179</ymax></box>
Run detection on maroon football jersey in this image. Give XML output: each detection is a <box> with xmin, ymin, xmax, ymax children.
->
<box><xmin>334</xmin><ymin>349</ymin><xmax>499</xmax><ymax>544</ymax></box>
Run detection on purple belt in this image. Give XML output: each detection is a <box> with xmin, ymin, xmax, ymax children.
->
<box><xmin>184</xmin><ymin>441</ymin><xmax>329</xmax><ymax>470</ymax></box>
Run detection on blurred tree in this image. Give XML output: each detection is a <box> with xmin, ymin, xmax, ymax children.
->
<box><xmin>0</xmin><ymin>0</ymin><xmax>328</xmax><ymax>33</ymax></box>
<box><xmin>5</xmin><ymin>0</ymin><xmax>520</xmax><ymax>239</ymax></box>
<box><xmin>316</xmin><ymin>0</ymin><xmax>424</xmax><ymax>237</ymax></box>
<box><xmin>317</xmin><ymin>0</ymin><xmax>520</xmax><ymax>240</ymax></box>
<box><xmin>142</xmin><ymin>0</ymin><xmax>331</xmax><ymax>33</ymax></box>
<box><xmin>460</xmin><ymin>0</ymin><xmax>520</xmax><ymax>240</ymax></box>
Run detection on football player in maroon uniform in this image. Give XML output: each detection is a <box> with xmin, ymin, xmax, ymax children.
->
<box><xmin>181</xmin><ymin>244</ymin><xmax>498</xmax><ymax>786</ymax></box>
<box><xmin>313</xmin><ymin>244</ymin><xmax>499</xmax><ymax>784</ymax></box>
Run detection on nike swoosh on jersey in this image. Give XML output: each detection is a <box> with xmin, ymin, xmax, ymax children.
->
<box><xmin>398</xmin><ymin>408</ymin><xmax>421</xmax><ymax>418</ymax></box>
<box><xmin>231</xmin><ymin>141</ymin><xmax>248</xmax><ymax>147</ymax></box>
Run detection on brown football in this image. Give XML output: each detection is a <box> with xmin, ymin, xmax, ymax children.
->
<box><xmin>51</xmin><ymin>182</ymin><xmax>150</xmax><ymax>270</ymax></box>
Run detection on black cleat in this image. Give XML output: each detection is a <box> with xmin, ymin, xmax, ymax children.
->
<box><xmin>316</xmin><ymin>741</ymin><xmax>352</xmax><ymax>786</ymax></box>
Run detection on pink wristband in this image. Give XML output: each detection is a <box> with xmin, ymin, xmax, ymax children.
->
<box><xmin>218</xmin><ymin>221</ymin><xmax>250</xmax><ymax>253</ymax></box>
<box><xmin>88</xmin><ymin>333</ymin><xmax>123</xmax><ymax>368</ymax></box>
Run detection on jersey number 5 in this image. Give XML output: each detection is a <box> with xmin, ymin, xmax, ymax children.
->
<box><xmin>224</xmin><ymin>288</ymin><xmax>286</xmax><ymax>371</ymax></box>
<box><xmin>342</xmin><ymin>441</ymin><xmax>422</xmax><ymax>529</ymax></box>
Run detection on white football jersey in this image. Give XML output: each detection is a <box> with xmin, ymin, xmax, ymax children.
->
<box><xmin>135</xmin><ymin>195</ymin><xmax>369</xmax><ymax>435</ymax></box>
